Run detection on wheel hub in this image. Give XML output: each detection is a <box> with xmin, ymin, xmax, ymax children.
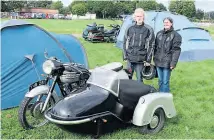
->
<box><xmin>31</xmin><ymin>102</ymin><xmax>44</xmax><ymax>119</ymax></box>
<box><xmin>150</xmin><ymin>115</ymin><xmax>159</xmax><ymax>129</ymax></box>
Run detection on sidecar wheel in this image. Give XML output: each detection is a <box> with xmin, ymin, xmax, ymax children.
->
<box><xmin>139</xmin><ymin>108</ymin><xmax>165</xmax><ymax>134</ymax></box>
<box><xmin>18</xmin><ymin>95</ymin><xmax>55</xmax><ymax>129</ymax></box>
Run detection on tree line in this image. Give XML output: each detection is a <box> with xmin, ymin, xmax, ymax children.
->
<box><xmin>1</xmin><ymin>0</ymin><xmax>214</xmax><ymax>20</ymax></box>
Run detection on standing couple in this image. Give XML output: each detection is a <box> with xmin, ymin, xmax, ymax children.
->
<box><xmin>123</xmin><ymin>8</ymin><xmax>182</xmax><ymax>93</ymax></box>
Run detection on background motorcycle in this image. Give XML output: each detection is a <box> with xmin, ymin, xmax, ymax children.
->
<box><xmin>82</xmin><ymin>23</ymin><xmax>103</xmax><ymax>40</ymax></box>
<box><xmin>82</xmin><ymin>23</ymin><xmax>120</xmax><ymax>43</ymax></box>
<box><xmin>18</xmin><ymin>51</ymin><xmax>90</xmax><ymax>129</ymax></box>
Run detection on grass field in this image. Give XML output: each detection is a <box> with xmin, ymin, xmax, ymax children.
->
<box><xmin>203</xmin><ymin>25</ymin><xmax>214</xmax><ymax>39</ymax></box>
<box><xmin>1</xmin><ymin>18</ymin><xmax>122</xmax><ymax>34</ymax></box>
<box><xmin>1</xmin><ymin>19</ymin><xmax>214</xmax><ymax>139</ymax></box>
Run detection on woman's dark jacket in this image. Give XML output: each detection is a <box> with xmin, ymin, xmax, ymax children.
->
<box><xmin>154</xmin><ymin>27</ymin><xmax>182</xmax><ymax>68</ymax></box>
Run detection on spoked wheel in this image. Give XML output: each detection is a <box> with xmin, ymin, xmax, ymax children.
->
<box><xmin>139</xmin><ymin>108</ymin><xmax>165</xmax><ymax>134</ymax></box>
<box><xmin>18</xmin><ymin>94</ymin><xmax>55</xmax><ymax>129</ymax></box>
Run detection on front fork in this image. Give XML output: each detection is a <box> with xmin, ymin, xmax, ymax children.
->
<box><xmin>41</xmin><ymin>76</ymin><xmax>58</xmax><ymax>112</ymax></box>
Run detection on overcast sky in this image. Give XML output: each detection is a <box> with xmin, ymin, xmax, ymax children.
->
<box><xmin>156</xmin><ymin>0</ymin><xmax>214</xmax><ymax>12</ymax></box>
<box><xmin>55</xmin><ymin>0</ymin><xmax>214</xmax><ymax>12</ymax></box>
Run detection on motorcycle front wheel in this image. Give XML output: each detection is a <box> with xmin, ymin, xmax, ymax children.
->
<box><xmin>18</xmin><ymin>94</ymin><xmax>55</xmax><ymax>129</ymax></box>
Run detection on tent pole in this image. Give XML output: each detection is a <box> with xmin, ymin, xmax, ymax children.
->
<box><xmin>25</xmin><ymin>54</ymin><xmax>41</xmax><ymax>81</ymax></box>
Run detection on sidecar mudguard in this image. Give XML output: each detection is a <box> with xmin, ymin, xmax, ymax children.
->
<box><xmin>25</xmin><ymin>85</ymin><xmax>60</xmax><ymax>102</ymax></box>
<box><xmin>132</xmin><ymin>92</ymin><xmax>176</xmax><ymax>126</ymax></box>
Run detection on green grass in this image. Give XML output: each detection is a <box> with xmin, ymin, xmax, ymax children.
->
<box><xmin>1</xmin><ymin>19</ymin><xmax>214</xmax><ymax>139</ymax></box>
<box><xmin>1</xmin><ymin>18</ymin><xmax>122</xmax><ymax>34</ymax></box>
<box><xmin>203</xmin><ymin>25</ymin><xmax>214</xmax><ymax>35</ymax></box>
<box><xmin>200</xmin><ymin>25</ymin><xmax>214</xmax><ymax>39</ymax></box>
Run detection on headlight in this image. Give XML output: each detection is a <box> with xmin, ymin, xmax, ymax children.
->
<box><xmin>43</xmin><ymin>60</ymin><xmax>55</xmax><ymax>74</ymax></box>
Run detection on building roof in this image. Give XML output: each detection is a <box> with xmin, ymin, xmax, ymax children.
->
<box><xmin>21</xmin><ymin>8</ymin><xmax>59</xmax><ymax>14</ymax></box>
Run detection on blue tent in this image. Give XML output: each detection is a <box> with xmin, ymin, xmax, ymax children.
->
<box><xmin>116</xmin><ymin>11</ymin><xmax>214</xmax><ymax>61</ymax></box>
<box><xmin>1</xmin><ymin>20</ymin><xmax>88</xmax><ymax>109</ymax></box>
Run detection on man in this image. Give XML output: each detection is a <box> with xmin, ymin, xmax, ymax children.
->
<box><xmin>154</xmin><ymin>17</ymin><xmax>182</xmax><ymax>92</ymax></box>
<box><xmin>123</xmin><ymin>8</ymin><xmax>155</xmax><ymax>83</ymax></box>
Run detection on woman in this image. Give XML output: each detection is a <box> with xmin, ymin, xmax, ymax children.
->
<box><xmin>154</xmin><ymin>17</ymin><xmax>182</xmax><ymax>93</ymax></box>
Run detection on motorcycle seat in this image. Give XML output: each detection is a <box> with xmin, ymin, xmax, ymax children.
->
<box><xmin>104</xmin><ymin>29</ymin><xmax>115</xmax><ymax>34</ymax></box>
<box><xmin>118</xmin><ymin>79</ymin><xmax>157</xmax><ymax>109</ymax></box>
<box><xmin>98</xmin><ymin>62</ymin><xmax>123</xmax><ymax>72</ymax></box>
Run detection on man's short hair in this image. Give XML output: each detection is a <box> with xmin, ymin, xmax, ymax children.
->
<box><xmin>134</xmin><ymin>8</ymin><xmax>145</xmax><ymax>16</ymax></box>
<box><xmin>133</xmin><ymin>8</ymin><xmax>145</xmax><ymax>20</ymax></box>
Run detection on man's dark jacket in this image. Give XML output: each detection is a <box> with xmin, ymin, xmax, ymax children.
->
<box><xmin>154</xmin><ymin>27</ymin><xmax>182</xmax><ymax>68</ymax></box>
<box><xmin>123</xmin><ymin>23</ymin><xmax>155</xmax><ymax>63</ymax></box>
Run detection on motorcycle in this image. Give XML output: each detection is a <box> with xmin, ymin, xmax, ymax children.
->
<box><xmin>18</xmin><ymin>51</ymin><xmax>130</xmax><ymax>130</ymax></box>
<box><xmin>82</xmin><ymin>23</ymin><xmax>103</xmax><ymax>40</ymax></box>
<box><xmin>82</xmin><ymin>23</ymin><xmax>120</xmax><ymax>43</ymax></box>
<box><xmin>18</xmin><ymin>51</ymin><xmax>90</xmax><ymax>129</ymax></box>
<box><xmin>45</xmin><ymin>68</ymin><xmax>177</xmax><ymax>138</ymax></box>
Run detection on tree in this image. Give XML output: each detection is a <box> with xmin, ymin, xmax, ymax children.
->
<box><xmin>101</xmin><ymin>1</ymin><xmax>115</xmax><ymax>18</ymax></box>
<box><xmin>169</xmin><ymin>0</ymin><xmax>181</xmax><ymax>13</ymax></box>
<box><xmin>50</xmin><ymin>1</ymin><xmax>64</xmax><ymax>14</ymax></box>
<box><xmin>182</xmin><ymin>1</ymin><xmax>196</xmax><ymax>18</ymax></box>
<box><xmin>114</xmin><ymin>2</ymin><xmax>130</xmax><ymax>15</ymax></box>
<box><xmin>85</xmin><ymin>1</ymin><xmax>104</xmax><ymax>18</ymax></box>
<box><xmin>195</xmin><ymin>9</ymin><xmax>204</xmax><ymax>20</ymax></box>
<box><xmin>206</xmin><ymin>11</ymin><xmax>214</xmax><ymax>20</ymax></box>
<box><xmin>72</xmin><ymin>3</ymin><xmax>87</xmax><ymax>16</ymax></box>
<box><xmin>86</xmin><ymin>1</ymin><xmax>97</xmax><ymax>13</ymax></box>
<box><xmin>60</xmin><ymin>7</ymin><xmax>71</xmax><ymax>15</ymax></box>
<box><xmin>1</xmin><ymin>0</ymin><xmax>54</xmax><ymax>12</ymax></box>
<box><xmin>209</xmin><ymin>11</ymin><xmax>214</xmax><ymax>20</ymax></box>
<box><xmin>68</xmin><ymin>0</ymin><xmax>85</xmax><ymax>12</ymax></box>
<box><xmin>156</xmin><ymin>3</ymin><xmax>167</xmax><ymax>11</ymax></box>
<box><xmin>120</xmin><ymin>1</ymin><xmax>136</xmax><ymax>14</ymax></box>
<box><xmin>51</xmin><ymin>1</ymin><xmax>63</xmax><ymax>10</ymax></box>
<box><xmin>1</xmin><ymin>1</ymin><xmax>9</xmax><ymax>12</ymax></box>
<box><xmin>114</xmin><ymin>1</ymin><xmax>136</xmax><ymax>14</ymax></box>
<box><xmin>85</xmin><ymin>1</ymin><xmax>114</xmax><ymax>18</ymax></box>
<box><xmin>35</xmin><ymin>1</ymin><xmax>52</xmax><ymax>8</ymax></box>
<box><xmin>169</xmin><ymin>0</ymin><xmax>196</xmax><ymax>18</ymax></box>
<box><xmin>136</xmin><ymin>0</ymin><xmax>157</xmax><ymax>11</ymax></box>
<box><xmin>26</xmin><ymin>1</ymin><xmax>52</xmax><ymax>8</ymax></box>
<box><xmin>1</xmin><ymin>1</ymin><xmax>27</xmax><ymax>12</ymax></box>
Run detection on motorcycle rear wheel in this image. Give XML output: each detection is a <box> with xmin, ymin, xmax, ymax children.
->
<box><xmin>18</xmin><ymin>94</ymin><xmax>55</xmax><ymax>129</ymax></box>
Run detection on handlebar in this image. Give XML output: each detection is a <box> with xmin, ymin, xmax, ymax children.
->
<box><xmin>44</xmin><ymin>50</ymin><xmax>89</xmax><ymax>74</ymax></box>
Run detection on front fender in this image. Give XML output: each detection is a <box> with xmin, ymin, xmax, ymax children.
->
<box><xmin>132</xmin><ymin>92</ymin><xmax>176</xmax><ymax>126</ymax></box>
<box><xmin>25</xmin><ymin>85</ymin><xmax>60</xmax><ymax>102</ymax></box>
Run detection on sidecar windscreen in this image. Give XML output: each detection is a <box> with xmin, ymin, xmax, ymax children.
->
<box><xmin>87</xmin><ymin>68</ymin><xmax>119</xmax><ymax>96</ymax></box>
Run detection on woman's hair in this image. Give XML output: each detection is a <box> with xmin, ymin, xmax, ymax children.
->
<box><xmin>163</xmin><ymin>17</ymin><xmax>173</xmax><ymax>24</ymax></box>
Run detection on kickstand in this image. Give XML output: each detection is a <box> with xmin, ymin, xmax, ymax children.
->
<box><xmin>93</xmin><ymin>119</ymin><xmax>103</xmax><ymax>139</ymax></box>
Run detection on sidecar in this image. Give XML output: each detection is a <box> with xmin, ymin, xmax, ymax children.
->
<box><xmin>44</xmin><ymin>68</ymin><xmax>176</xmax><ymax>137</ymax></box>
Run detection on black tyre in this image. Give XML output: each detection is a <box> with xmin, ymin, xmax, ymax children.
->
<box><xmin>18</xmin><ymin>94</ymin><xmax>55</xmax><ymax>129</ymax></box>
<box><xmin>139</xmin><ymin>108</ymin><xmax>165</xmax><ymax>134</ymax></box>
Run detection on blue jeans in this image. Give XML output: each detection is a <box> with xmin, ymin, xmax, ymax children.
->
<box><xmin>127</xmin><ymin>61</ymin><xmax>144</xmax><ymax>83</ymax></box>
<box><xmin>156</xmin><ymin>67</ymin><xmax>171</xmax><ymax>93</ymax></box>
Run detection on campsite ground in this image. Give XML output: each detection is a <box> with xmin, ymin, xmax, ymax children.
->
<box><xmin>1</xmin><ymin>19</ymin><xmax>214</xmax><ymax>139</ymax></box>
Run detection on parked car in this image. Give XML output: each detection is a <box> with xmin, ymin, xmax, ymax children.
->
<box><xmin>65</xmin><ymin>14</ymin><xmax>72</xmax><ymax>20</ymax></box>
<box><xmin>58</xmin><ymin>14</ymin><xmax>65</xmax><ymax>19</ymax></box>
